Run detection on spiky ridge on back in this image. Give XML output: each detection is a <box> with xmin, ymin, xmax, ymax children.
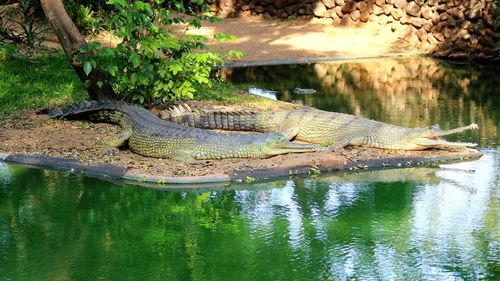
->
<box><xmin>51</xmin><ymin>101</ymin><xmax>321</xmax><ymax>160</ymax></box>
<box><xmin>161</xmin><ymin>105</ymin><xmax>479</xmax><ymax>150</ymax></box>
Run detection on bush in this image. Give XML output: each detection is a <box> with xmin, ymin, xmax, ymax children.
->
<box><xmin>2</xmin><ymin>0</ymin><xmax>48</xmax><ymax>46</ymax></box>
<box><xmin>75</xmin><ymin>0</ymin><xmax>242</xmax><ymax>104</ymax></box>
<box><xmin>64</xmin><ymin>3</ymin><xmax>98</xmax><ymax>35</ymax></box>
<box><xmin>0</xmin><ymin>40</ymin><xmax>17</xmax><ymax>61</ymax></box>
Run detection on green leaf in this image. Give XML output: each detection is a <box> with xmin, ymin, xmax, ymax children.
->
<box><xmin>83</xmin><ymin>61</ymin><xmax>92</xmax><ymax>76</ymax></box>
<box><xmin>214</xmin><ymin>32</ymin><xmax>236</xmax><ymax>42</ymax></box>
<box><xmin>169</xmin><ymin>64</ymin><xmax>182</xmax><ymax>75</ymax></box>
<box><xmin>137</xmin><ymin>95</ymin><xmax>144</xmax><ymax>104</ymax></box>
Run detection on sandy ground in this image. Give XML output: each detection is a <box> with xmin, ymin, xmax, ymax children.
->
<box><xmin>42</xmin><ymin>15</ymin><xmax>414</xmax><ymax>64</ymax></box>
<box><xmin>170</xmin><ymin>15</ymin><xmax>415</xmax><ymax>64</ymax></box>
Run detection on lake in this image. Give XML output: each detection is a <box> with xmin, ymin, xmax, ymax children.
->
<box><xmin>1</xmin><ymin>57</ymin><xmax>499</xmax><ymax>280</ymax></box>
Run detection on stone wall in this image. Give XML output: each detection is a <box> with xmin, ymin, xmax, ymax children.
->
<box><xmin>209</xmin><ymin>0</ymin><xmax>500</xmax><ymax>59</ymax></box>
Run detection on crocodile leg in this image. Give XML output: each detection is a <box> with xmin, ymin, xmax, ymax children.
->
<box><xmin>102</xmin><ymin>127</ymin><xmax>133</xmax><ymax>155</ymax></box>
<box><xmin>107</xmin><ymin>127</ymin><xmax>133</xmax><ymax>148</ymax></box>
<box><xmin>280</xmin><ymin>125</ymin><xmax>300</xmax><ymax>140</ymax></box>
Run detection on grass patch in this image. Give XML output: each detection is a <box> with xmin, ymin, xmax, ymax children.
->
<box><xmin>0</xmin><ymin>51</ymin><xmax>87</xmax><ymax>116</ymax></box>
<box><xmin>0</xmin><ymin>50</ymin><xmax>276</xmax><ymax>117</ymax></box>
<box><xmin>196</xmin><ymin>81</ymin><xmax>262</xmax><ymax>103</ymax></box>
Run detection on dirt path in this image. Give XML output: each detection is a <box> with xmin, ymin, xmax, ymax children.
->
<box><xmin>42</xmin><ymin>15</ymin><xmax>416</xmax><ymax>64</ymax></box>
<box><xmin>171</xmin><ymin>15</ymin><xmax>417</xmax><ymax>64</ymax></box>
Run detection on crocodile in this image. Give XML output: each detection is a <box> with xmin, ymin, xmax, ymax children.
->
<box><xmin>50</xmin><ymin>101</ymin><xmax>323</xmax><ymax>161</ymax></box>
<box><xmin>162</xmin><ymin>105</ymin><xmax>479</xmax><ymax>151</ymax></box>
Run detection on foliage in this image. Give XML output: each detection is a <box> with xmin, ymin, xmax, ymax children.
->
<box><xmin>64</xmin><ymin>2</ymin><xmax>99</xmax><ymax>35</ymax></box>
<box><xmin>64</xmin><ymin>0</ymin><xmax>111</xmax><ymax>12</ymax></box>
<box><xmin>63</xmin><ymin>0</ymin><xmax>116</xmax><ymax>35</ymax></box>
<box><xmin>0</xmin><ymin>51</ymin><xmax>257</xmax><ymax>116</ymax></box>
<box><xmin>0</xmin><ymin>51</ymin><xmax>87</xmax><ymax>115</ymax></box>
<box><xmin>0</xmin><ymin>1</ymin><xmax>16</xmax><ymax>40</ymax></box>
<box><xmin>2</xmin><ymin>0</ymin><xmax>49</xmax><ymax>46</ymax></box>
<box><xmin>0</xmin><ymin>39</ymin><xmax>17</xmax><ymax>61</ymax></box>
<box><xmin>75</xmin><ymin>0</ymin><xmax>242</xmax><ymax>104</ymax></box>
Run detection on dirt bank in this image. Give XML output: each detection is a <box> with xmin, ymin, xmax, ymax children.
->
<box><xmin>0</xmin><ymin>101</ymin><xmax>482</xmax><ymax>184</ymax></box>
<box><xmin>171</xmin><ymin>15</ymin><xmax>416</xmax><ymax>64</ymax></box>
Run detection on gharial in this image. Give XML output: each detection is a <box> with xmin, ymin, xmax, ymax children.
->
<box><xmin>49</xmin><ymin>101</ymin><xmax>324</xmax><ymax>161</ymax></box>
<box><xmin>162</xmin><ymin>105</ymin><xmax>479</xmax><ymax>151</ymax></box>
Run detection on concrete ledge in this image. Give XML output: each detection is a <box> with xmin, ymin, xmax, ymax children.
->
<box><xmin>1</xmin><ymin>153</ymin><xmax>127</xmax><ymax>179</ymax></box>
<box><xmin>220</xmin><ymin>53</ymin><xmax>425</xmax><ymax>68</ymax></box>
<box><xmin>122</xmin><ymin>173</ymin><xmax>232</xmax><ymax>185</ymax></box>
<box><xmin>0</xmin><ymin>149</ymin><xmax>483</xmax><ymax>188</ymax></box>
<box><xmin>230</xmin><ymin>150</ymin><xmax>483</xmax><ymax>182</ymax></box>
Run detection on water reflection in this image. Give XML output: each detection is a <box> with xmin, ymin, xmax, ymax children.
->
<box><xmin>0</xmin><ymin>156</ymin><xmax>498</xmax><ymax>280</ymax></box>
<box><xmin>410</xmin><ymin>151</ymin><xmax>499</xmax><ymax>280</ymax></box>
<box><xmin>223</xmin><ymin>57</ymin><xmax>500</xmax><ymax>147</ymax></box>
<box><xmin>248</xmin><ymin>86</ymin><xmax>278</xmax><ymax>100</ymax></box>
<box><xmin>0</xmin><ymin>162</ymin><xmax>12</xmax><ymax>185</ymax></box>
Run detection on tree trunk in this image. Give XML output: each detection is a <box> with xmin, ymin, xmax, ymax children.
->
<box><xmin>40</xmin><ymin>0</ymin><xmax>114</xmax><ymax>100</ymax></box>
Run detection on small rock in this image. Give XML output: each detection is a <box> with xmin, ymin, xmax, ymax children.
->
<box><xmin>423</xmin><ymin>22</ymin><xmax>433</xmax><ymax>32</ymax></box>
<box><xmin>406</xmin><ymin>1</ymin><xmax>421</xmax><ymax>17</ymax></box>
<box><xmin>400</xmin><ymin>14</ymin><xmax>410</xmax><ymax>24</ymax></box>
<box><xmin>313</xmin><ymin>2</ymin><xmax>328</xmax><ymax>17</ymax></box>
<box><xmin>391</xmin><ymin>8</ymin><xmax>404</xmax><ymax>20</ymax></box>
<box><xmin>340</xmin><ymin>14</ymin><xmax>353</xmax><ymax>26</ymax></box>
<box><xmin>341</xmin><ymin>0</ymin><xmax>357</xmax><ymax>14</ymax></box>
<box><xmin>394</xmin><ymin>0</ymin><xmax>407</xmax><ymax>9</ymax></box>
<box><xmin>360</xmin><ymin>11</ymin><xmax>370</xmax><ymax>21</ymax></box>
<box><xmin>411</xmin><ymin>17</ymin><xmax>423</xmax><ymax>28</ymax></box>
<box><xmin>350</xmin><ymin>10</ymin><xmax>361</xmax><ymax>21</ymax></box>
<box><xmin>467</xmin><ymin>2</ymin><xmax>481</xmax><ymax>20</ymax></box>
<box><xmin>417</xmin><ymin>28</ymin><xmax>428</xmax><ymax>41</ymax></box>
<box><xmin>427</xmin><ymin>34</ymin><xmax>438</xmax><ymax>45</ymax></box>
<box><xmin>373</xmin><ymin>5</ymin><xmax>384</xmax><ymax>15</ymax></box>
<box><xmin>421</xmin><ymin>5</ymin><xmax>433</xmax><ymax>19</ymax></box>
<box><xmin>383</xmin><ymin>4</ymin><xmax>393</xmax><ymax>15</ymax></box>
<box><xmin>357</xmin><ymin>1</ymin><xmax>369</xmax><ymax>13</ymax></box>
<box><xmin>432</xmin><ymin>32</ymin><xmax>444</xmax><ymax>42</ymax></box>
<box><xmin>427</xmin><ymin>0</ymin><xmax>438</xmax><ymax>6</ymax></box>
<box><xmin>322</xmin><ymin>0</ymin><xmax>336</xmax><ymax>9</ymax></box>
<box><xmin>334</xmin><ymin>6</ymin><xmax>344</xmax><ymax>17</ymax></box>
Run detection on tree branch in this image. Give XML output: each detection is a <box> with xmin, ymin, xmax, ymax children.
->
<box><xmin>40</xmin><ymin>0</ymin><xmax>114</xmax><ymax>100</ymax></box>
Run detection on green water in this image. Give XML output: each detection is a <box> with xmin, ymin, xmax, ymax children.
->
<box><xmin>1</xmin><ymin>58</ymin><xmax>499</xmax><ymax>280</ymax></box>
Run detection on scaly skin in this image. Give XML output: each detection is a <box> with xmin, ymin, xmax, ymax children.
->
<box><xmin>52</xmin><ymin>101</ymin><xmax>322</xmax><ymax>161</ymax></box>
<box><xmin>163</xmin><ymin>105</ymin><xmax>478</xmax><ymax>150</ymax></box>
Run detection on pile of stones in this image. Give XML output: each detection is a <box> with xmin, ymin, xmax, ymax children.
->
<box><xmin>209</xmin><ymin>0</ymin><xmax>500</xmax><ymax>59</ymax></box>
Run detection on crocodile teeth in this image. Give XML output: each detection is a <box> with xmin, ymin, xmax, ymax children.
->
<box><xmin>435</xmin><ymin>123</ymin><xmax>479</xmax><ymax>136</ymax></box>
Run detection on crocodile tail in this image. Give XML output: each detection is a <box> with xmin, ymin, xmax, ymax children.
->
<box><xmin>162</xmin><ymin>104</ymin><xmax>263</xmax><ymax>132</ymax></box>
<box><xmin>55</xmin><ymin>100</ymin><xmax>132</xmax><ymax>125</ymax></box>
<box><xmin>58</xmin><ymin>100</ymin><xmax>119</xmax><ymax>117</ymax></box>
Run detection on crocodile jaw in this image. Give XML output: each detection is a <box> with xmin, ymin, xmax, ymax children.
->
<box><xmin>415</xmin><ymin>137</ymin><xmax>478</xmax><ymax>149</ymax></box>
<box><xmin>263</xmin><ymin>141</ymin><xmax>320</xmax><ymax>156</ymax></box>
<box><xmin>432</xmin><ymin>123</ymin><xmax>479</xmax><ymax>137</ymax></box>
<box><xmin>412</xmin><ymin>123</ymin><xmax>479</xmax><ymax>149</ymax></box>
